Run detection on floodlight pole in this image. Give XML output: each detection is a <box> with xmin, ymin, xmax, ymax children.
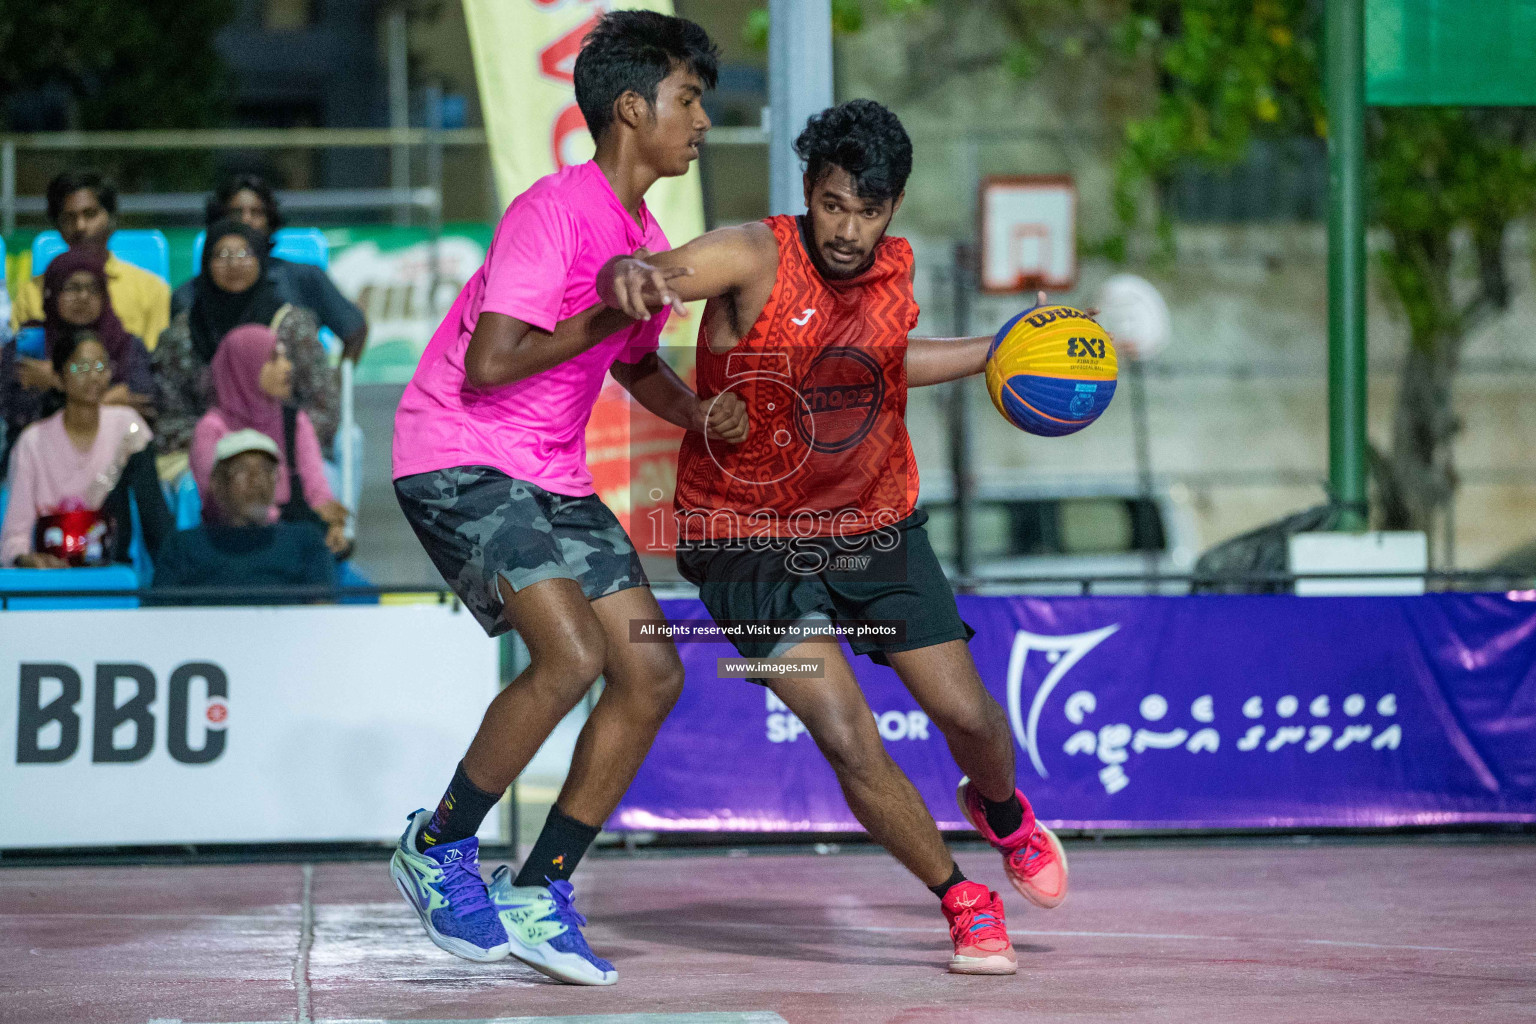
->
<box><xmin>1326</xmin><ymin>0</ymin><xmax>1368</xmax><ymax>530</ymax></box>
<box><xmin>769</xmin><ymin>0</ymin><xmax>834</xmax><ymax>215</ymax></box>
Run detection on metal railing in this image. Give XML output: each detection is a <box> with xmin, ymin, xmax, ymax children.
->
<box><xmin>0</xmin><ymin>583</ymin><xmax>455</xmax><ymax>609</ymax></box>
<box><xmin>0</xmin><ymin>124</ymin><xmax>771</xmax><ymax>233</ymax></box>
<box><xmin>1</xmin><ymin>127</ymin><xmax>482</xmax><ymax>234</ymax></box>
<box><xmin>3</xmin><ymin>569</ymin><xmax>1530</xmax><ymax>609</ymax></box>
<box><xmin>946</xmin><ymin>569</ymin><xmax>1536</xmax><ymax>596</ymax></box>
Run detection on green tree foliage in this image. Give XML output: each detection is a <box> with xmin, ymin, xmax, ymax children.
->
<box><xmin>0</xmin><ymin>0</ymin><xmax>234</xmax><ymax>129</ymax></box>
<box><xmin>879</xmin><ymin>0</ymin><xmax>1536</xmax><ymax>540</ymax></box>
<box><xmin>744</xmin><ymin>0</ymin><xmax>871</xmax><ymax>49</ymax></box>
<box><xmin>0</xmin><ymin>0</ymin><xmax>235</xmax><ymax>188</ymax></box>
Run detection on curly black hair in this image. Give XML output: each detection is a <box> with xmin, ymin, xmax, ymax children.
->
<box><xmin>205</xmin><ymin>173</ymin><xmax>285</xmax><ymax>233</ymax></box>
<box><xmin>46</xmin><ymin>170</ymin><xmax>116</xmax><ymax>224</ymax></box>
<box><xmin>794</xmin><ymin>100</ymin><xmax>913</xmax><ymax>202</ymax></box>
<box><xmin>574</xmin><ymin>10</ymin><xmax>718</xmax><ymax>142</ymax></box>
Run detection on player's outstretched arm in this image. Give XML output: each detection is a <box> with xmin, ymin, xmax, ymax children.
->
<box><xmin>906</xmin><ymin>335</ymin><xmax>995</xmax><ymax>387</ymax></box>
<box><xmin>907</xmin><ymin>291</ymin><xmax>1054</xmax><ymax>387</ymax></box>
<box><xmin>597</xmin><ymin>223</ymin><xmax>776</xmax><ymax>325</ymax></box>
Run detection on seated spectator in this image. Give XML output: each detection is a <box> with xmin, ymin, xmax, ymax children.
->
<box><xmin>10</xmin><ymin>170</ymin><xmax>170</xmax><ymax>347</ymax></box>
<box><xmin>172</xmin><ymin>174</ymin><xmax>368</xmax><ymax>361</ymax></box>
<box><xmin>192</xmin><ymin>324</ymin><xmax>349</xmax><ymax>554</ymax></box>
<box><xmin>153</xmin><ymin>218</ymin><xmax>338</xmax><ymax>474</ymax></box>
<box><xmin>1</xmin><ymin>331</ymin><xmax>172</xmax><ymax>568</ymax></box>
<box><xmin>1</xmin><ymin>249</ymin><xmax>155</xmax><ymax>468</ymax></box>
<box><xmin>152</xmin><ymin>429</ymin><xmax>337</xmax><ymax>595</ymax></box>
<box><xmin>0</xmin><ymin>252</ymin><xmax>11</xmax><ymax>338</ymax></box>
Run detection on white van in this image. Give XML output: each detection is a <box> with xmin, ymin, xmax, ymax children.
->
<box><xmin>917</xmin><ymin>480</ymin><xmax>1200</xmax><ymax>594</ymax></box>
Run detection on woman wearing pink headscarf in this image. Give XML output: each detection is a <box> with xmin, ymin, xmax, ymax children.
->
<box><xmin>190</xmin><ymin>324</ymin><xmax>349</xmax><ymax>553</ymax></box>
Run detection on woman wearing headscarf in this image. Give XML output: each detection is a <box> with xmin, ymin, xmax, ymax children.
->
<box><xmin>2</xmin><ymin>330</ymin><xmax>172</xmax><ymax>568</ymax></box>
<box><xmin>0</xmin><ymin>249</ymin><xmax>154</xmax><ymax>471</ymax></box>
<box><xmin>190</xmin><ymin>324</ymin><xmax>349</xmax><ymax>554</ymax></box>
<box><xmin>170</xmin><ymin>174</ymin><xmax>369</xmax><ymax>361</ymax></box>
<box><xmin>152</xmin><ymin>218</ymin><xmax>338</xmax><ymax>472</ymax></box>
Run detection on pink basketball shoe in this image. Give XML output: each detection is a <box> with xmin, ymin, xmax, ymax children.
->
<box><xmin>941</xmin><ymin>881</ymin><xmax>1017</xmax><ymax>975</ymax></box>
<box><xmin>956</xmin><ymin>777</ymin><xmax>1069</xmax><ymax>910</ymax></box>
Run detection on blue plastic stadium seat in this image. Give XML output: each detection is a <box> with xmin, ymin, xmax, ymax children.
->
<box><xmin>31</xmin><ymin>233</ymin><xmax>64</xmax><ymax>275</ymax></box>
<box><xmin>0</xmin><ymin>480</ymin><xmax>145</xmax><ymax>607</ymax></box>
<box><xmin>31</xmin><ymin>230</ymin><xmax>171</xmax><ymax>283</ymax></box>
<box><xmin>191</xmin><ymin>227</ymin><xmax>330</xmax><ymax>272</ymax></box>
<box><xmin>337</xmin><ymin>560</ymin><xmax>378</xmax><ymax>605</ymax></box>
<box><xmin>0</xmin><ymin>565</ymin><xmax>140</xmax><ymax>610</ymax></box>
<box><xmin>165</xmin><ymin>471</ymin><xmax>204</xmax><ymax>531</ymax></box>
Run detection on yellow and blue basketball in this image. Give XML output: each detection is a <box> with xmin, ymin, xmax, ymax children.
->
<box><xmin>985</xmin><ymin>305</ymin><xmax>1118</xmax><ymax>437</ymax></box>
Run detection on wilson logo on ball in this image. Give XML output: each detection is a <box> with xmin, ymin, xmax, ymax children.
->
<box><xmin>1023</xmin><ymin>307</ymin><xmax>1092</xmax><ymax>329</ymax></box>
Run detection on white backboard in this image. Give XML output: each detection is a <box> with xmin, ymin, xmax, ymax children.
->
<box><xmin>979</xmin><ymin>176</ymin><xmax>1077</xmax><ymax>294</ymax></box>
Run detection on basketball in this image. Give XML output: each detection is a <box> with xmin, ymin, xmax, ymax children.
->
<box><xmin>985</xmin><ymin>304</ymin><xmax>1118</xmax><ymax>436</ymax></box>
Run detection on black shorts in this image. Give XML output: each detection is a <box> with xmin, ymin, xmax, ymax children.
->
<box><xmin>675</xmin><ymin>509</ymin><xmax>974</xmax><ymax>666</ymax></box>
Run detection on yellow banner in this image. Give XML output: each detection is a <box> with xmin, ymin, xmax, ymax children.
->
<box><xmin>462</xmin><ymin>0</ymin><xmax>706</xmax><ymax>248</ymax></box>
<box><xmin>462</xmin><ymin>0</ymin><xmax>707</xmax><ymax>538</ymax></box>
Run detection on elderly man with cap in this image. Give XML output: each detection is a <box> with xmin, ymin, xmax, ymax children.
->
<box><xmin>153</xmin><ymin>428</ymin><xmax>336</xmax><ymax>599</ymax></box>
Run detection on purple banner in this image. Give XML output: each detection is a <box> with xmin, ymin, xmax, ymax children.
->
<box><xmin>612</xmin><ymin>594</ymin><xmax>1536</xmax><ymax>831</ymax></box>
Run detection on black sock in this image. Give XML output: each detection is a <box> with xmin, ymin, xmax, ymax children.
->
<box><xmin>981</xmin><ymin>791</ymin><xmax>1025</xmax><ymax>838</ymax></box>
<box><xmin>513</xmin><ymin>804</ymin><xmax>602</xmax><ymax>887</ymax></box>
<box><xmin>928</xmin><ymin>862</ymin><xmax>967</xmax><ymax>900</ymax></box>
<box><xmin>416</xmin><ymin>761</ymin><xmax>502</xmax><ymax>853</ymax></box>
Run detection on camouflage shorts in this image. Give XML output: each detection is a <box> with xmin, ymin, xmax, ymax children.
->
<box><xmin>394</xmin><ymin>466</ymin><xmax>647</xmax><ymax>636</ymax></box>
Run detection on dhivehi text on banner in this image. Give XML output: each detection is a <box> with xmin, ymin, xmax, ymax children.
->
<box><xmin>0</xmin><ymin>604</ymin><xmax>501</xmax><ymax>849</ymax></box>
<box><xmin>463</xmin><ymin>0</ymin><xmax>707</xmax><ymax>539</ymax></box>
<box><xmin>612</xmin><ymin>594</ymin><xmax>1536</xmax><ymax>832</ymax></box>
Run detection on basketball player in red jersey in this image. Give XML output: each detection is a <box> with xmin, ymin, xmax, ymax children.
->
<box><xmin>597</xmin><ymin>100</ymin><xmax>1066</xmax><ymax>976</ymax></box>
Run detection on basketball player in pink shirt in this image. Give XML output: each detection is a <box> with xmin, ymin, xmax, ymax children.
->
<box><xmin>388</xmin><ymin>12</ymin><xmax>743</xmax><ymax>985</ymax></box>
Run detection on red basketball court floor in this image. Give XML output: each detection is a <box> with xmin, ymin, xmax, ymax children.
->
<box><xmin>2</xmin><ymin>837</ymin><xmax>1533</xmax><ymax>1024</ymax></box>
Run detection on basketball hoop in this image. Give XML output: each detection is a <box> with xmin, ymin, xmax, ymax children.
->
<box><xmin>978</xmin><ymin>176</ymin><xmax>1077</xmax><ymax>294</ymax></box>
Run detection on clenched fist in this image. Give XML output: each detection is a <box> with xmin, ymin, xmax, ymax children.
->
<box><xmin>701</xmin><ymin>391</ymin><xmax>748</xmax><ymax>444</ymax></box>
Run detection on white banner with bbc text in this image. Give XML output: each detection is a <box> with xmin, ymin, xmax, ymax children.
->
<box><xmin>0</xmin><ymin>603</ymin><xmax>500</xmax><ymax>849</ymax></box>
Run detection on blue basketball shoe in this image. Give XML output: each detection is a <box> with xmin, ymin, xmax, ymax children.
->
<box><xmin>489</xmin><ymin>866</ymin><xmax>617</xmax><ymax>985</ymax></box>
<box><xmin>390</xmin><ymin>808</ymin><xmax>511</xmax><ymax>963</ymax></box>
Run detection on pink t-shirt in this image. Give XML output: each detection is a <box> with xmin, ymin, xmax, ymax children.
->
<box><xmin>1</xmin><ymin>407</ymin><xmax>152</xmax><ymax>566</ymax></box>
<box><xmin>391</xmin><ymin>160</ymin><xmax>669</xmax><ymax>495</ymax></box>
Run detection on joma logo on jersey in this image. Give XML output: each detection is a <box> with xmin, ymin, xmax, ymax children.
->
<box><xmin>1024</xmin><ymin>308</ymin><xmax>1090</xmax><ymax>329</ymax></box>
<box><xmin>1066</xmin><ymin>337</ymin><xmax>1107</xmax><ymax>359</ymax></box>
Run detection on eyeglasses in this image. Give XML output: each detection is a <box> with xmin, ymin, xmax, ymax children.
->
<box><xmin>211</xmin><ymin>250</ymin><xmax>256</xmax><ymax>263</ymax></box>
<box><xmin>59</xmin><ymin>281</ymin><xmax>103</xmax><ymax>297</ymax></box>
<box><xmin>67</xmin><ymin>360</ymin><xmax>110</xmax><ymax>376</ymax></box>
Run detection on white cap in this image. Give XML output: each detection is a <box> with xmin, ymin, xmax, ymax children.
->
<box><xmin>214</xmin><ymin>428</ymin><xmax>280</xmax><ymax>465</ymax></box>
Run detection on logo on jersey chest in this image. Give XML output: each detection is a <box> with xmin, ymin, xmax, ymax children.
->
<box><xmin>795</xmin><ymin>347</ymin><xmax>886</xmax><ymax>454</ymax></box>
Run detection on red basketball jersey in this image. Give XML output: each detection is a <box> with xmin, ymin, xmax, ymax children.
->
<box><xmin>675</xmin><ymin>214</ymin><xmax>921</xmax><ymax>541</ymax></box>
